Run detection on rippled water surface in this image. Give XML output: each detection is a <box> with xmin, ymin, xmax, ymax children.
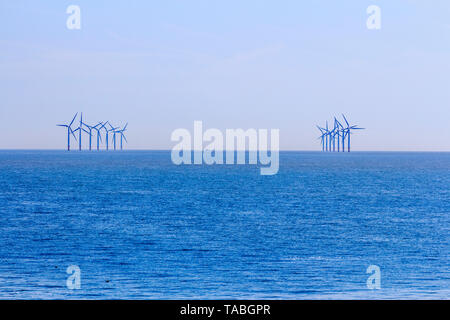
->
<box><xmin>0</xmin><ymin>151</ymin><xmax>448</xmax><ymax>299</ymax></box>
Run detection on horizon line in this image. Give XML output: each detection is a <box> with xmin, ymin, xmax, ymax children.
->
<box><xmin>1</xmin><ymin>149</ymin><xmax>450</xmax><ymax>153</ymax></box>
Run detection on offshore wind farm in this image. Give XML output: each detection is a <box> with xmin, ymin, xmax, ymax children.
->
<box><xmin>317</xmin><ymin>115</ymin><xmax>364</xmax><ymax>152</ymax></box>
<box><xmin>1</xmin><ymin>1</ymin><xmax>450</xmax><ymax>303</ymax></box>
<box><xmin>57</xmin><ymin>113</ymin><xmax>128</xmax><ymax>151</ymax></box>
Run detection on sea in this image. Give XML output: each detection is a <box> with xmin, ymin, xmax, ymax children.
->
<box><xmin>0</xmin><ymin>150</ymin><xmax>448</xmax><ymax>299</ymax></box>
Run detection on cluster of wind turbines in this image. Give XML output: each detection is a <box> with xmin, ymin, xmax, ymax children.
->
<box><xmin>317</xmin><ymin>114</ymin><xmax>364</xmax><ymax>152</ymax></box>
<box><xmin>57</xmin><ymin>113</ymin><xmax>128</xmax><ymax>151</ymax></box>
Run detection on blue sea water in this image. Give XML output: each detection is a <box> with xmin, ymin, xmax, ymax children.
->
<box><xmin>0</xmin><ymin>150</ymin><xmax>448</xmax><ymax>299</ymax></box>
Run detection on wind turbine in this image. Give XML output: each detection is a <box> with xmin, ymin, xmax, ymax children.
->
<box><xmin>81</xmin><ymin>119</ymin><xmax>94</xmax><ymax>151</ymax></box>
<box><xmin>92</xmin><ymin>122</ymin><xmax>103</xmax><ymax>151</ymax></box>
<box><xmin>342</xmin><ymin>114</ymin><xmax>365</xmax><ymax>152</ymax></box>
<box><xmin>117</xmin><ymin>123</ymin><xmax>128</xmax><ymax>150</ymax></box>
<box><xmin>327</xmin><ymin>121</ymin><xmax>335</xmax><ymax>152</ymax></box>
<box><xmin>101</xmin><ymin>121</ymin><xmax>117</xmax><ymax>150</ymax></box>
<box><xmin>334</xmin><ymin>117</ymin><xmax>344</xmax><ymax>152</ymax></box>
<box><xmin>108</xmin><ymin>123</ymin><xmax>120</xmax><ymax>151</ymax></box>
<box><xmin>325</xmin><ymin>121</ymin><xmax>330</xmax><ymax>152</ymax></box>
<box><xmin>316</xmin><ymin>125</ymin><xmax>326</xmax><ymax>152</ymax></box>
<box><xmin>72</xmin><ymin>112</ymin><xmax>88</xmax><ymax>151</ymax></box>
<box><xmin>56</xmin><ymin>113</ymin><xmax>78</xmax><ymax>151</ymax></box>
<box><xmin>331</xmin><ymin>122</ymin><xmax>337</xmax><ymax>152</ymax></box>
<box><xmin>100</xmin><ymin>121</ymin><xmax>111</xmax><ymax>150</ymax></box>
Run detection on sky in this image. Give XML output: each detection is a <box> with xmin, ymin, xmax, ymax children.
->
<box><xmin>0</xmin><ymin>0</ymin><xmax>450</xmax><ymax>150</ymax></box>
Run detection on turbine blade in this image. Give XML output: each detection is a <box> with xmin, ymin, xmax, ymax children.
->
<box><xmin>342</xmin><ymin>114</ymin><xmax>349</xmax><ymax>127</ymax></box>
<box><xmin>82</xmin><ymin>122</ymin><xmax>91</xmax><ymax>129</ymax></box>
<box><xmin>70</xmin><ymin>128</ymin><xmax>77</xmax><ymax>141</ymax></box>
<box><xmin>69</xmin><ymin>113</ymin><xmax>78</xmax><ymax>126</ymax></box>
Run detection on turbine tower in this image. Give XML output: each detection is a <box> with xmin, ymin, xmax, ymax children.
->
<box><xmin>334</xmin><ymin>117</ymin><xmax>344</xmax><ymax>152</ymax></box>
<box><xmin>331</xmin><ymin>122</ymin><xmax>337</xmax><ymax>152</ymax></box>
<box><xmin>72</xmin><ymin>112</ymin><xmax>88</xmax><ymax>151</ymax></box>
<box><xmin>101</xmin><ymin>121</ymin><xmax>111</xmax><ymax>150</ymax></box>
<box><xmin>92</xmin><ymin>122</ymin><xmax>103</xmax><ymax>151</ymax></box>
<box><xmin>327</xmin><ymin>121</ymin><xmax>334</xmax><ymax>152</ymax></box>
<box><xmin>81</xmin><ymin>118</ymin><xmax>94</xmax><ymax>151</ymax></box>
<box><xmin>56</xmin><ymin>113</ymin><xmax>78</xmax><ymax>151</ymax></box>
<box><xmin>117</xmin><ymin>123</ymin><xmax>128</xmax><ymax>150</ymax></box>
<box><xmin>78</xmin><ymin>112</ymin><xmax>83</xmax><ymax>151</ymax></box>
<box><xmin>108</xmin><ymin>123</ymin><xmax>120</xmax><ymax>151</ymax></box>
<box><xmin>317</xmin><ymin>126</ymin><xmax>326</xmax><ymax>152</ymax></box>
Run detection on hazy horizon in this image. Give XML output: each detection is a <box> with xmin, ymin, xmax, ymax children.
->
<box><xmin>2</xmin><ymin>149</ymin><xmax>450</xmax><ymax>153</ymax></box>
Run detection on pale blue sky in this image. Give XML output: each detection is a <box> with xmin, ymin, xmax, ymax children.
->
<box><xmin>1</xmin><ymin>1</ymin><xmax>449</xmax><ymax>150</ymax></box>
